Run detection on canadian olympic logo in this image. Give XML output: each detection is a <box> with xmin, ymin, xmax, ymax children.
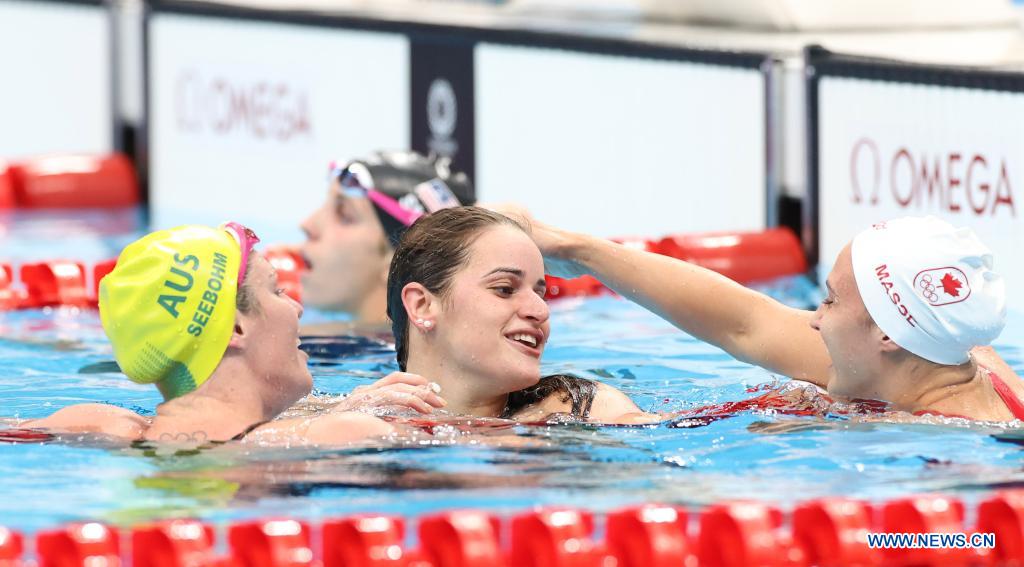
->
<box><xmin>913</xmin><ymin>267</ymin><xmax>971</xmax><ymax>307</ymax></box>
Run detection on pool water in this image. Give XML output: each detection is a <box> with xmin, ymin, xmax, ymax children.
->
<box><xmin>1</xmin><ymin>213</ymin><xmax>1024</xmax><ymax>534</ymax></box>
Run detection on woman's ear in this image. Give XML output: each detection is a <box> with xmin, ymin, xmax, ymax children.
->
<box><xmin>228</xmin><ymin>314</ymin><xmax>248</xmax><ymax>349</ymax></box>
<box><xmin>876</xmin><ymin>327</ymin><xmax>902</xmax><ymax>354</ymax></box>
<box><xmin>401</xmin><ymin>282</ymin><xmax>438</xmax><ymax>328</ymax></box>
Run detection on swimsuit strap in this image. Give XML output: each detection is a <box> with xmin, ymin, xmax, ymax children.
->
<box><xmin>988</xmin><ymin>370</ymin><xmax>1024</xmax><ymax>421</ymax></box>
<box><xmin>231</xmin><ymin>420</ymin><xmax>269</xmax><ymax>441</ymax></box>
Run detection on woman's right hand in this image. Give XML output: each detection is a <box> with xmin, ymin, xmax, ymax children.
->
<box><xmin>486</xmin><ymin>203</ymin><xmax>592</xmax><ymax>279</ymax></box>
<box><xmin>331</xmin><ymin>372</ymin><xmax>447</xmax><ymax>415</ymax></box>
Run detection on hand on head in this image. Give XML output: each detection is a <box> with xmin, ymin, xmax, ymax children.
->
<box><xmin>483</xmin><ymin>202</ymin><xmax>591</xmax><ymax>279</ymax></box>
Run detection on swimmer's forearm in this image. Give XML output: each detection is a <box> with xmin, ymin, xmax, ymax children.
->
<box><xmin>555</xmin><ymin>232</ymin><xmax>830</xmax><ymax>383</ymax></box>
<box><xmin>558</xmin><ymin>232</ymin><xmax>767</xmax><ymax>346</ymax></box>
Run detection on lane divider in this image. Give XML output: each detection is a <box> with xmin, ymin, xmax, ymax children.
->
<box><xmin>4</xmin><ymin>491</ymin><xmax>1022</xmax><ymax>566</ymax></box>
<box><xmin>0</xmin><ymin>227</ymin><xmax>804</xmax><ymax>310</ymax></box>
<box><xmin>0</xmin><ymin>154</ymin><xmax>138</xmax><ymax>209</ymax></box>
<box><xmin>0</xmin><ymin>246</ymin><xmax>306</xmax><ymax>311</ymax></box>
<box><xmin>546</xmin><ymin>227</ymin><xmax>807</xmax><ymax>300</ymax></box>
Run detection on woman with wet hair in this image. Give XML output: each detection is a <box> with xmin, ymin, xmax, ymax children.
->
<box><xmin>386</xmin><ymin>206</ymin><xmax>655</xmax><ymax>423</ymax></box>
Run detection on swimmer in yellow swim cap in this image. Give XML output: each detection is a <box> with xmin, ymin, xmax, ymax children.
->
<box><xmin>23</xmin><ymin>223</ymin><xmax>401</xmax><ymax>444</ymax></box>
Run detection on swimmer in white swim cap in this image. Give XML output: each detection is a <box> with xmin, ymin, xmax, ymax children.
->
<box><xmin>498</xmin><ymin>208</ymin><xmax>1023</xmax><ymax>422</ymax></box>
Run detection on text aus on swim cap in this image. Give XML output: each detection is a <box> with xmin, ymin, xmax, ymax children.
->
<box><xmin>157</xmin><ymin>252</ymin><xmax>229</xmax><ymax>336</ymax></box>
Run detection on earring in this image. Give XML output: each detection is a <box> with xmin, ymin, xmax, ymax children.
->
<box><xmin>416</xmin><ymin>318</ymin><xmax>424</xmax><ymax>325</ymax></box>
<box><xmin>423</xmin><ymin>320</ymin><xmax>434</xmax><ymax>329</ymax></box>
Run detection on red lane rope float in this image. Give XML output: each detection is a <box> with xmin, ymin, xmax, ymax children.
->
<box><xmin>132</xmin><ymin>520</ymin><xmax>218</xmax><ymax>567</ymax></box>
<box><xmin>0</xmin><ymin>526</ymin><xmax>24</xmax><ymax>566</ymax></box>
<box><xmin>791</xmin><ymin>498</ymin><xmax>877</xmax><ymax>566</ymax></box>
<box><xmin>228</xmin><ymin>519</ymin><xmax>314</xmax><ymax>567</ymax></box>
<box><xmin>36</xmin><ymin>522</ymin><xmax>120</xmax><ymax>567</ymax></box>
<box><xmin>881</xmin><ymin>495</ymin><xmax>980</xmax><ymax>567</ymax></box>
<box><xmin>418</xmin><ymin>511</ymin><xmax>503</xmax><ymax>567</ymax></box>
<box><xmin>545</xmin><ymin>227</ymin><xmax>807</xmax><ymax>300</ymax></box>
<box><xmin>263</xmin><ymin>246</ymin><xmax>305</xmax><ymax>304</ymax></box>
<box><xmin>977</xmin><ymin>491</ymin><xmax>1024</xmax><ymax>564</ymax></box>
<box><xmin>5</xmin><ymin>491</ymin><xmax>1024</xmax><ymax>567</ymax></box>
<box><xmin>0</xmin><ymin>164</ymin><xmax>17</xmax><ymax>210</ymax></box>
<box><xmin>0</xmin><ymin>154</ymin><xmax>138</xmax><ymax>209</ymax></box>
<box><xmin>509</xmin><ymin>508</ymin><xmax>601</xmax><ymax>567</ymax></box>
<box><xmin>658</xmin><ymin>227</ymin><xmax>807</xmax><ymax>285</ymax></box>
<box><xmin>20</xmin><ymin>261</ymin><xmax>89</xmax><ymax>309</ymax></box>
<box><xmin>605</xmin><ymin>504</ymin><xmax>691</xmax><ymax>567</ymax></box>
<box><xmin>91</xmin><ymin>259</ymin><xmax>119</xmax><ymax>308</ymax></box>
<box><xmin>697</xmin><ymin>501</ymin><xmax>796</xmax><ymax>567</ymax></box>
<box><xmin>0</xmin><ymin>264</ymin><xmax>24</xmax><ymax>310</ymax></box>
<box><xmin>0</xmin><ymin>226</ymin><xmax>804</xmax><ymax>309</ymax></box>
<box><xmin>322</xmin><ymin>515</ymin><xmax>406</xmax><ymax>567</ymax></box>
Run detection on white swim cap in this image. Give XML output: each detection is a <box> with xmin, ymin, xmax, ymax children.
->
<box><xmin>850</xmin><ymin>217</ymin><xmax>1006</xmax><ymax>365</ymax></box>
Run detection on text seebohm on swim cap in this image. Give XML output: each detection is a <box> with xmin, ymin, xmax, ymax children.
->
<box><xmin>850</xmin><ymin>216</ymin><xmax>1006</xmax><ymax>365</ymax></box>
<box><xmin>98</xmin><ymin>226</ymin><xmax>241</xmax><ymax>400</ymax></box>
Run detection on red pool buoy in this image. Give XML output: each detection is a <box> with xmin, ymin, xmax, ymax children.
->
<box><xmin>36</xmin><ymin>522</ymin><xmax>120</xmax><ymax>567</ymax></box>
<box><xmin>658</xmin><ymin>227</ymin><xmax>807</xmax><ymax>284</ymax></box>
<box><xmin>20</xmin><ymin>261</ymin><xmax>89</xmax><ymax>308</ymax></box>
<box><xmin>0</xmin><ymin>162</ymin><xmax>18</xmax><ymax>209</ymax></box>
<box><xmin>418</xmin><ymin>510</ymin><xmax>504</xmax><ymax>567</ymax></box>
<box><xmin>880</xmin><ymin>495</ymin><xmax>971</xmax><ymax>566</ymax></box>
<box><xmin>0</xmin><ymin>526</ymin><xmax>24</xmax><ymax>565</ymax></box>
<box><xmin>509</xmin><ymin>508</ymin><xmax>597</xmax><ymax>567</ymax></box>
<box><xmin>132</xmin><ymin>520</ymin><xmax>217</xmax><ymax>567</ymax></box>
<box><xmin>697</xmin><ymin>501</ymin><xmax>791</xmax><ymax>567</ymax></box>
<box><xmin>91</xmin><ymin>259</ymin><xmax>119</xmax><ymax>307</ymax></box>
<box><xmin>263</xmin><ymin>246</ymin><xmax>305</xmax><ymax>304</ymax></box>
<box><xmin>791</xmin><ymin>498</ymin><xmax>877</xmax><ymax>566</ymax></box>
<box><xmin>322</xmin><ymin>515</ymin><xmax>406</xmax><ymax>567</ymax></box>
<box><xmin>13</xmin><ymin>154</ymin><xmax>138</xmax><ymax>209</ymax></box>
<box><xmin>228</xmin><ymin>520</ymin><xmax>313</xmax><ymax>567</ymax></box>
<box><xmin>975</xmin><ymin>490</ymin><xmax>1024</xmax><ymax>565</ymax></box>
<box><xmin>605</xmin><ymin>504</ymin><xmax>691</xmax><ymax>567</ymax></box>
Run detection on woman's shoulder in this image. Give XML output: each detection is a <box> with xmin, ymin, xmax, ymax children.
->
<box><xmin>587</xmin><ymin>382</ymin><xmax>646</xmax><ymax>422</ymax></box>
<box><xmin>22</xmin><ymin>403</ymin><xmax>148</xmax><ymax>439</ymax></box>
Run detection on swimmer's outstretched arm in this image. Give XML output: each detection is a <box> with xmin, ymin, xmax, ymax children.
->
<box><xmin>499</xmin><ymin>207</ymin><xmax>833</xmax><ymax>387</ymax></box>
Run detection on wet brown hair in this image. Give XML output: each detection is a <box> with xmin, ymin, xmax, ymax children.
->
<box><xmin>236</xmin><ymin>260</ymin><xmax>258</xmax><ymax>314</ymax></box>
<box><xmin>387</xmin><ymin>206</ymin><xmax>524</xmax><ymax>370</ymax></box>
<box><xmin>501</xmin><ymin>373</ymin><xmax>597</xmax><ymax>419</ymax></box>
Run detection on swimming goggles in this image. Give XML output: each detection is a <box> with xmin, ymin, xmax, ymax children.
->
<box><xmin>222</xmin><ymin>221</ymin><xmax>260</xmax><ymax>287</ymax></box>
<box><xmin>329</xmin><ymin>162</ymin><xmax>423</xmax><ymax>227</ymax></box>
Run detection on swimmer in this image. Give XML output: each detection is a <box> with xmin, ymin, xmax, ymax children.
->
<box><xmin>495</xmin><ymin>210</ymin><xmax>1022</xmax><ymax>423</ymax></box>
<box><xmin>387</xmin><ymin>206</ymin><xmax>657</xmax><ymax>424</ymax></box>
<box><xmin>20</xmin><ymin>224</ymin><xmax>437</xmax><ymax>444</ymax></box>
<box><xmin>299</xmin><ymin>151</ymin><xmax>473</xmax><ymax>335</ymax></box>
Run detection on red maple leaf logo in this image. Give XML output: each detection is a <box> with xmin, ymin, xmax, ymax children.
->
<box><xmin>940</xmin><ymin>273</ymin><xmax>963</xmax><ymax>297</ymax></box>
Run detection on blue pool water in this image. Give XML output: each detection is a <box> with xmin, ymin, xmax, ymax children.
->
<box><xmin>1</xmin><ymin>212</ymin><xmax>1024</xmax><ymax>534</ymax></box>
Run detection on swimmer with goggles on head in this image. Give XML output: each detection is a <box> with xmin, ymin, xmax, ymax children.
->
<box><xmin>299</xmin><ymin>151</ymin><xmax>473</xmax><ymax>335</ymax></box>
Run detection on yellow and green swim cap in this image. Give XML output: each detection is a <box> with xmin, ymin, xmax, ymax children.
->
<box><xmin>99</xmin><ymin>225</ymin><xmax>243</xmax><ymax>400</ymax></box>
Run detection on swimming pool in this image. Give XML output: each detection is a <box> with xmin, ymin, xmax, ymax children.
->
<box><xmin>2</xmin><ymin>213</ymin><xmax>1024</xmax><ymax>535</ymax></box>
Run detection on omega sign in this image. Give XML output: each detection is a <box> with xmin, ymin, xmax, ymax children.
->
<box><xmin>849</xmin><ymin>138</ymin><xmax>1016</xmax><ymax>217</ymax></box>
<box><xmin>175</xmin><ymin>70</ymin><xmax>312</xmax><ymax>141</ymax></box>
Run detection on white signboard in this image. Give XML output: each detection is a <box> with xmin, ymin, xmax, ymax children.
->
<box><xmin>148</xmin><ymin>13</ymin><xmax>409</xmax><ymax>243</ymax></box>
<box><xmin>0</xmin><ymin>0</ymin><xmax>112</xmax><ymax>157</ymax></box>
<box><xmin>818</xmin><ymin>77</ymin><xmax>1024</xmax><ymax>308</ymax></box>
<box><xmin>476</xmin><ymin>44</ymin><xmax>767</xmax><ymax>237</ymax></box>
